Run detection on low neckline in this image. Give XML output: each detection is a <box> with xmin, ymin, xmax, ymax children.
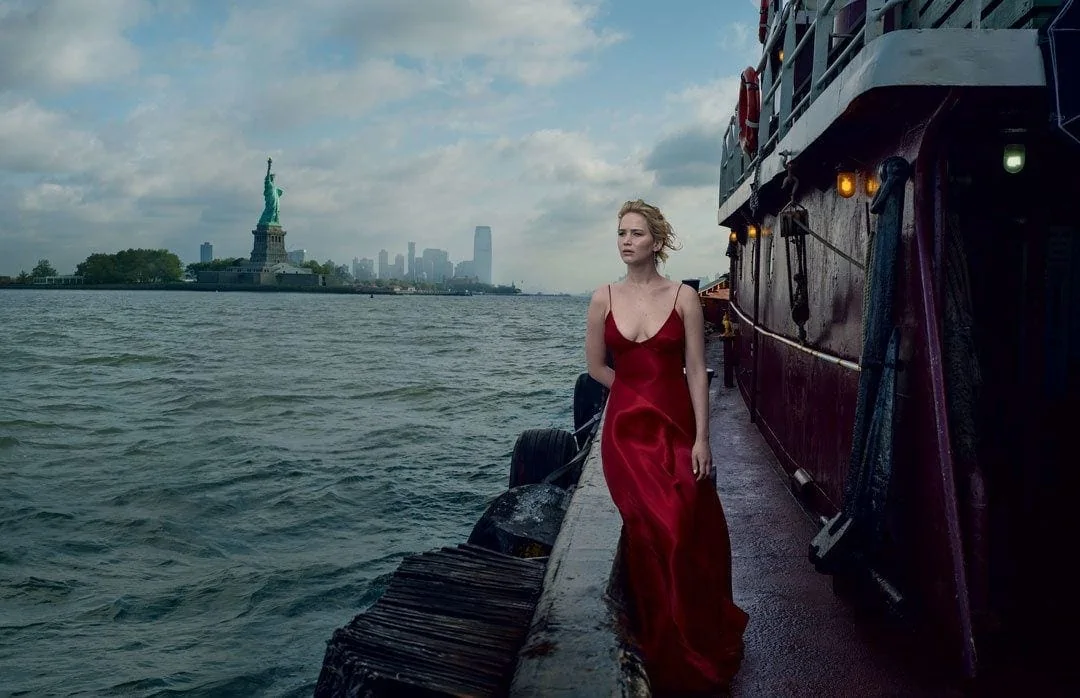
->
<box><xmin>607</xmin><ymin>307</ymin><xmax>679</xmax><ymax>345</ymax></box>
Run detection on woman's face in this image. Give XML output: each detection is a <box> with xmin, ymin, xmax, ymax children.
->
<box><xmin>617</xmin><ymin>212</ymin><xmax>657</xmax><ymax>264</ymax></box>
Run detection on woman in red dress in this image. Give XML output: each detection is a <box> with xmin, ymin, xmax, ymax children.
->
<box><xmin>585</xmin><ymin>199</ymin><xmax>748</xmax><ymax>694</ymax></box>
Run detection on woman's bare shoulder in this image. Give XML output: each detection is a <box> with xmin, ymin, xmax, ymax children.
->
<box><xmin>588</xmin><ymin>284</ymin><xmax>612</xmax><ymax>309</ymax></box>
<box><xmin>677</xmin><ymin>282</ymin><xmax>702</xmax><ymax>312</ymax></box>
<box><xmin>669</xmin><ymin>279</ymin><xmax>692</xmax><ymax>299</ymax></box>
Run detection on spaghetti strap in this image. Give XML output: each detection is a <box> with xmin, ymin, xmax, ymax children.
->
<box><xmin>672</xmin><ymin>284</ymin><xmax>682</xmax><ymax>310</ymax></box>
<box><xmin>608</xmin><ymin>284</ymin><xmax>613</xmax><ymax>312</ymax></box>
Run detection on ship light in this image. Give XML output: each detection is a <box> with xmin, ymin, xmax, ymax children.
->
<box><xmin>1003</xmin><ymin>143</ymin><xmax>1025</xmax><ymax>174</ymax></box>
<box><xmin>778</xmin><ymin>49</ymin><xmax>785</xmax><ymax>62</ymax></box>
<box><xmin>836</xmin><ymin>171</ymin><xmax>857</xmax><ymax>198</ymax></box>
<box><xmin>729</xmin><ymin>231</ymin><xmax>738</xmax><ymax>243</ymax></box>
<box><xmin>748</xmin><ymin>225</ymin><xmax>759</xmax><ymax>239</ymax></box>
<box><xmin>864</xmin><ymin>173</ymin><xmax>880</xmax><ymax>196</ymax></box>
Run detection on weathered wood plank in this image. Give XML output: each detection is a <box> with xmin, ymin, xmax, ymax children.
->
<box><xmin>328</xmin><ymin>646</ymin><xmax>493</xmax><ymax>695</ymax></box>
<box><xmin>315</xmin><ymin>543</ymin><xmax>548</xmax><ymax>697</ymax></box>
<box><xmin>423</xmin><ymin>544</ymin><xmax>548</xmax><ymax>574</ymax></box>
<box><xmin>353</xmin><ymin>613</ymin><xmax>520</xmax><ymax>650</ymax></box>
<box><xmin>343</xmin><ymin>637</ymin><xmax>508</xmax><ymax>681</ymax></box>
<box><xmin>380</xmin><ymin>581</ymin><xmax>539</xmax><ymax>611</ymax></box>
<box><xmin>385</xmin><ymin>575</ymin><xmax>540</xmax><ymax>602</ymax></box>
<box><xmin>393</xmin><ymin>563</ymin><xmax>543</xmax><ymax>590</ymax></box>
<box><xmin>338</xmin><ymin>626</ymin><xmax>509</xmax><ymax>678</ymax></box>
<box><xmin>362</xmin><ymin>609</ymin><xmax>525</xmax><ymax>650</ymax></box>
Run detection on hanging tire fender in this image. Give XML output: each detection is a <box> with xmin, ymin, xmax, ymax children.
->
<box><xmin>509</xmin><ymin>428</ymin><xmax>579</xmax><ymax>489</ymax></box>
<box><xmin>572</xmin><ymin>372</ymin><xmax>608</xmax><ymax>448</ymax></box>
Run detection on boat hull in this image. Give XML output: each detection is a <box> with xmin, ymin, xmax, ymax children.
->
<box><xmin>724</xmin><ymin>80</ymin><xmax>1080</xmax><ymax>679</ymax></box>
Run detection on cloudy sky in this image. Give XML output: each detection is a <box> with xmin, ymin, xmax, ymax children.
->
<box><xmin>1</xmin><ymin>0</ymin><xmax>762</xmax><ymax>293</ymax></box>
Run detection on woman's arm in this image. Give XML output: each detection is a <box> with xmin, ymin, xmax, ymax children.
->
<box><xmin>681</xmin><ymin>287</ymin><xmax>711</xmax><ymax>448</ymax></box>
<box><xmin>586</xmin><ymin>286</ymin><xmax>615</xmax><ymax>389</ymax></box>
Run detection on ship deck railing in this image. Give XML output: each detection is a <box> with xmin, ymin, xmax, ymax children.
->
<box><xmin>718</xmin><ymin>0</ymin><xmax>1063</xmax><ymax>207</ymax></box>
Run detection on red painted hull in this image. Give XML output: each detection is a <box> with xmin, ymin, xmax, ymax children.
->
<box><xmin>724</xmin><ymin>84</ymin><xmax>1080</xmax><ymax>680</ymax></box>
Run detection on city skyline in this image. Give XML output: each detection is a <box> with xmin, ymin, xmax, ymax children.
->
<box><xmin>354</xmin><ymin>226</ymin><xmax>493</xmax><ymax>284</ymax></box>
<box><xmin>192</xmin><ymin>225</ymin><xmax>493</xmax><ymax>284</ymax></box>
<box><xmin>0</xmin><ymin>2</ymin><xmax>757</xmax><ymax>293</ymax></box>
<box><xmin>196</xmin><ymin>225</ymin><xmax>492</xmax><ymax>276</ymax></box>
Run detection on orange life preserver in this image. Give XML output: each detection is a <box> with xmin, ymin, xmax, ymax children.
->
<box><xmin>738</xmin><ymin>67</ymin><xmax>761</xmax><ymax>156</ymax></box>
<box><xmin>759</xmin><ymin>0</ymin><xmax>770</xmax><ymax>44</ymax></box>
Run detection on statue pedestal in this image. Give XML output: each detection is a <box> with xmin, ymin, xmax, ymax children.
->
<box><xmin>250</xmin><ymin>224</ymin><xmax>287</xmax><ymax>266</ymax></box>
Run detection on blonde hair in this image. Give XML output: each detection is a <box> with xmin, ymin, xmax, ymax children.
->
<box><xmin>618</xmin><ymin>199</ymin><xmax>681</xmax><ymax>263</ymax></box>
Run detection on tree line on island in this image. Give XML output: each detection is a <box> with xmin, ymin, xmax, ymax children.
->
<box><xmin>6</xmin><ymin>249</ymin><xmax>521</xmax><ymax>294</ymax></box>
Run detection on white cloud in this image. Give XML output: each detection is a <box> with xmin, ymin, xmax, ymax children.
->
<box><xmin>257</xmin><ymin>60</ymin><xmax>436</xmax><ymax>129</ymax></box>
<box><xmin>212</xmin><ymin>0</ymin><xmax>623</xmax><ymax>92</ymax></box>
<box><xmin>0</xmin><ymin>2</ymin><xmax>749</xmax><ymax>291</ymax></box>
<box><xmin>0</xmin><ymin>97</ymin><xmax>107</xmax><ymax>174</ymax></box>
<box><xmin>325</xmin><ymin>0</ymin><xmax>625</xmax><ymax>86</ymax></box>
<box><xmin>0</xmin><ymin>0</ymin><xmax>145</xmax><ymax>90</ymax></box>
<box><xmin>667</xmin><ymin>78</ymin><xmax>742</xmax><ymax>129</ymax></box>
<box><xmin>19</xmin><ymin>182</ymin><xmax>86</xmax><ymax>212</ymax></box>
<box><xmin>493</xmin><ymin>130</ymin><xmax>637</xmax><ymax>187</ymax></box>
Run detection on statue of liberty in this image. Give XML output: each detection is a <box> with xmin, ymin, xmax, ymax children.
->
<box><xmin>259</xmin><ymin>157</ymin><xmax>284</xmax><ymax>226</ymax></box>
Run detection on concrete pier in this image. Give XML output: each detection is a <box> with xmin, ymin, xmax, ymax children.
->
<box><xmin>509</xmin><ymin>411</ymin><xmax>647</xmax><ymax>697</ymax></box>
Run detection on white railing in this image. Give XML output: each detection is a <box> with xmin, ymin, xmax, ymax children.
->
<box><xmin>718</xmin><ymin>0</ymin><xmax>909</xmax><ymax>204</ymax></box>
<box><xmin>728</xmin><ymin>296</ymin><xmax>862</xmax><ymax>372</ymax></box>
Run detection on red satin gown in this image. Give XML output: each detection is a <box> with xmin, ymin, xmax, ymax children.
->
<box><xmin>601</xmin><ymin>286</ymin><xmax>748</xmax><ymax>693</ymax></box>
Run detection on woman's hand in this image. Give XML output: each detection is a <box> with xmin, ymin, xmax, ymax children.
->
<box><xmin>691</xmin><ymin>439</ymin><xmax>713</xmax><ymax>482</ymax></box>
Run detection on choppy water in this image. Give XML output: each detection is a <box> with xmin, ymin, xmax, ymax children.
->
<box><xmin>0</xmin><ymin>289</ymin><xmax>588</xmax><ymax>697</ymax></box>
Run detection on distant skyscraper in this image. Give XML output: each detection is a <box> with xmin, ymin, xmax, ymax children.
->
<box><xmin>394</xmin><ymin>254</ymin><xmax>405</xmax><ymax>280</ymax></box>
<box><xmin>378</xmin><ymin>249</ymin><xmax>389</xmax><ymax>280</ymax></box>
<box><xmin>421</xmin><ymin>248</ymin><xmax>451</xmax><ymax>283</ymax></box>
<box><xmin>474</xmin><ymin>226</ymin><xmax>492</xmax><ymax>284</ymax></box>
<box><xmin>286</xmin><ymin>249</ymin><xmax>306</xmax><ymax>265</ymax></box>
<box><xmin>200</xmin><ymin>242</ymin><xmax>213</xmax><ymax>263</ymax></box>
<box><xmin>407</xmin><ymin>242</ymin><xmax>416</xmax><ymax>280</ymax></box>
<box><xmin>356</xmin><ymin>258</ymin><xmax>374</xmax><ymax>280</ymax></box>
<box><xmin>455</xmin><ymin>260</ymin><xmax>477</xmax><ymax>280</ymax></box>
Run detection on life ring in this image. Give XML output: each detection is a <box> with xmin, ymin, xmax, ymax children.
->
<box><xmin>759</xmin><ymin>0</ymin><xmax>770</xmax><ymax>44</ymax></box>
<box><xmin>738</xmin><ymin>67</ymin><xmax>761</xmax><ymax>156</ymax></box>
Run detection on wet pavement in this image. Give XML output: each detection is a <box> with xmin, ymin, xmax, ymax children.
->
<box><xmin>708</xmin><ymin>340</ymin><xmax>960</xmax><ymax>698</ymax></box>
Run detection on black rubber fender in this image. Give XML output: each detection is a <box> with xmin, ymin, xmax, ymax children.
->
<box><xmin>509</xmin><ymin>428</ymin><xmax>578</xmax><ymax>489</ymax></box>
<box><xmin>572</xmin><ymin>372</ymin><xmax>608</xmax><ymax>448</ymax></box>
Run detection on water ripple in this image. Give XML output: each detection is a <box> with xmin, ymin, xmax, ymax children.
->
<box><xmin>0</xmin><ymin>288</ymin><xmax>588</xmax><ymax>696</ymax></box>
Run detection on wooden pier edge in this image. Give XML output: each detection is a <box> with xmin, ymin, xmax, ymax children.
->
<box><xmin>314</xmin><ymin>417</ymin><xmax>646</xmax><ymax>697</ymax></box>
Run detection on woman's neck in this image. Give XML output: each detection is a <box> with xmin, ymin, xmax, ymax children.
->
<box><xmin>623</xmin><ymin>263</ymin><xmax>663</xmax><ymax>287</ymax></box>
